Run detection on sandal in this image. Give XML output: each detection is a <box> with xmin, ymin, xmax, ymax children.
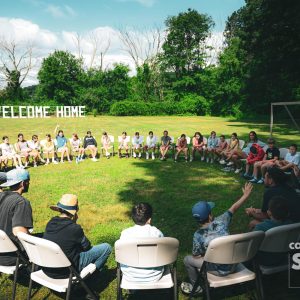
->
<box><xmin>180</xmin><ymin>282</ymin><xmax>202</xmax><ymax>295</ymax></box>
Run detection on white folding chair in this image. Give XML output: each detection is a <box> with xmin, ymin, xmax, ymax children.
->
<box><xmin>0</xmin><ymin>230</ymin><xmax>23</xmax><ymax>300</ymax></box>
<box><xmin>17</xmin><ymin>232</ymin><xmax>97</xmax><ymax>300</ymax></box>
<box><xmin>239</xmin><ymin>140</ymin><xmax>245</xmax><ymax>149</ymax></box>
<box><xmin>259</xmin><ymin>223</ymin><xmax>300</xmax><ymax>275</ymax></box>
<box><xmin>279</xmin><ymin>148</ymin><xmax>289</xmax><ymax>160</ymax></box>
<box><xmin>115</xmin><ymin>237</ymin><xmax>179</xmax><ymax>300</ymax></box>
<box><xmin>190</xmin><ymin>231</ymin><xmax>265</xmax><ymax>300</ymax></box>
<box><xmin>101</xmin><ymin>135</ymin><xmax>115</xmax><ymax>157</ymax></box>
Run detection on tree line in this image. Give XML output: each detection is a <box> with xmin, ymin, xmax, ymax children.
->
<box><xmin>0</xmin><ymin>0</ymin><xmax>299</xmax><ymax>118</ymax></box>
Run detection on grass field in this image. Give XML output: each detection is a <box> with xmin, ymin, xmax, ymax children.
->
<box><xmin>0</xmin><ymin>116</ymin><xmax>300</xmax><ymax>300</ymax></box>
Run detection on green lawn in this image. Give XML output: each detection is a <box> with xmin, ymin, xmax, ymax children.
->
<box><xmin>0</xmin><ymin>116</ymin><xmax>299</xmax><ymax>300</ymax></box>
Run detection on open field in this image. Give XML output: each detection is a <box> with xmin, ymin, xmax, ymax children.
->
<box><xmin>0</xmin><ymin>116</ymin><xmax>300</xmax><ymax>300</ymax></box>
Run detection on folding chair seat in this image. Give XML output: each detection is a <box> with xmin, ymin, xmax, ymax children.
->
<box><xmin>189</xmin><ymin>231</ymin><xmax>265</xmax><ymax>300</ymax></box>
<box><xmin>17</xmin><ymin>232</ymin><xmax>97</xmax><ymax>300</ymax></box>
<box><xmin>101</xmin><ymin>135</ymin><xmax>115</xmax><ymax>157</ymax></box>
<box><xmin>0</xmin><ymin>230</ymin><xmax>22</xmax><ymax>300</ymax></box>
<box><xmin>115</xmin><ymin>237</ymin><xmax>179</xmax><ymax>300</ymax></box>
<box><xmin>258</xmin><ymin>223</ymin><xmax>300</xmax><ymax>276</ymax></box>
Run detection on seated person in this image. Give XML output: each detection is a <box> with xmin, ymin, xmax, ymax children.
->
<box><xmin>69</xmin><ymin>133</ymin><xmax>84</xmax><ymax>163</ymax></box>
<box><xmin>43</xmin><ymin>194</ymin><xmax>112</xmax><ymax>279</ymax></box>
<box><xmin>190</xmin><ymin>132</ymin><xmax>205</xmax><ymax>162</ymax></box>
<box><xmin>0</xmin><ymin>136</ymin><xmax>23</xmax><ymax>169</ymax></box>
<box><xmin>245</xmin><ymin>167</ymin><xmax>300</xmax><ymax>230</ymax></box>
<box><xmin>15</xmin><ymin>133</ymin><xmax>32</xmax><ymax>168</ymax></box>
<box><xmin>275</xmin><ymin>144</ymin><xmax>300</xmax><ymax>172</ymax></box>
<box><xmin>249</xmin><ymin>138</ymin><xmax>280</xmax><ymax>184</ymax></box>
<box><xmin>253</xmin><ymin>196</ymin><xmax>291</xmax><ymax>266</ymax></box>
<box><xmin>215</xmin><ymin>135</ymin><xmax>227</xmax><ymax>160</ymax></box>
<box><xmin>0</xmin><ymin>169</ymin><xmax>32</xmax><ymax>266</ymax></box>
<box><xmin>83</xmin><ymin>131</ymin><xmax>98</xmax><ymax>162</ymax></box>
<box><xmin>144</xmin><ymin>131</ymin><xmax>157</xmax><ymax>160</ymax></box>
<box><xmin>101</xmin><ymin>132</ymin><xmax>112</xmax><ymax>159</ymax></box>
<box><xmin>219</xmin><ymin>133</ymin><xmax>241</xmax><ymax>165</ymax></box>
<box><xmin>243</xmin><ymin>144</ymin><xmax>265</xmax><ymax>179</ymax></box>
<box><xmin>27</xmin><ymin>135</ymin><xmax>45</xmax><ymax>167</ymax></box>
<box><xmin>41</xmin><ymin>134</ymin><xmax>58</xmax><ymax>165</ymax></box>
<box><xmin>55</xmin><ymin>130</ymin><xmax>71</xmax><ymax>163</ymax></box>
<box><xmin>181</xmin><ymin>183</ymin><xmax>253</xmax><ymax>295</ymax></box>
<box><xmin>119</xmin><ymin>202</ymin><xmax>164</xmax><ymax>282</ymax></box>
<box><xmin>174</xmin><ymin>134</ymin><xmax>188</xmax><ymax>162</ymax></box>
<box><xmin>132</xmin><ymin>132</ymin><xmax>143</xmax><ymax>159</ymax></box>
<box><xmin>205</xmin><ymin>131</ymin><xmax>219</xmax><ymax>163</ymax></box>
<box><xmin>160</xmin><ymin>130</ymin><xmax>172</xmax><ymax>161</ymax></box>
<box><xmin>118</xmin><ymin>132</ymin><xmax>129</xmax><ymax>158</ymax></box>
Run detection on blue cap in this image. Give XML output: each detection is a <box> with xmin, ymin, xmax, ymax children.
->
<box><xmin>192</xmin><ymin>201</ymin><xmax>215</xmax><ymax>222</ymax></box>
<box><xmin>0</xmin><ymin>169</ymin><xmax>30</xmax><ymax>187</ymax></box>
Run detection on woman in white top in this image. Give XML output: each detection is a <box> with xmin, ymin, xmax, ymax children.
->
<box><xmin>101</xmin><ymin>132</ymin><xmax>112</xmax><ymax>159</ymax></box>
<box><xmin>69</xmin><ymin>133</ymin><xmax>84</xmax><ymax>163</ymax></box>
<box><xmin>144</xmin><ymin>131</ymin><xmax>157</xmax><ymax>160</ymax></box>
<box><xmin>27</xmin><ymin>135</ymin><xmax>45</xmax><ymax>167</ymax></box>
<box><xmin>0</xmin><ymin>136</ymin><xmax>23</xmax><ymax>169</ymax></box>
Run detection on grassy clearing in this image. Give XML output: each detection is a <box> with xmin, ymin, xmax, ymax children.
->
<box><xmin>0</xmin><ymin>116</ymin><xmax>299</xmax><ymax>300</ymax></box>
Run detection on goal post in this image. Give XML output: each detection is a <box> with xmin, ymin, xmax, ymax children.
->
<box><xmin>270</xmin><ymin>101</ymin><xmax>300</xmax><ymax>136</ymax></box>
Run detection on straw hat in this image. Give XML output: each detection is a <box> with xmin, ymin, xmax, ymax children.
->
<box><xmin>50</xmin><ymin>194</ymin><xmax>78</xmax><ymax>216</ymax></box>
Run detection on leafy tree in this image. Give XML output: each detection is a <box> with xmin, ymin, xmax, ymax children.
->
<box><xmin>37</xmin><ymin>50</ymin><xmax>83</xmax><ymax>105</ymax></box>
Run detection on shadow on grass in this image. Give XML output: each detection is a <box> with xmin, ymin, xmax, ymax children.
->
<box><xmin>115</xmin><ymin>157</ymin><xmax>300</xmax><ymax>300</ymax></box>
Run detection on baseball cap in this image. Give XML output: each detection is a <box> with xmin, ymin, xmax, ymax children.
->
<box><xmin>0</xmin><ymin>169</ymin><xmax>30</xmax><ymax>187</ymax></box>
<box><xmin>50</xmin><ymin>194</ymin><xmax>79</xmax><ymax>216</ymax></box>
<box><xmin>0</xmin><ymin>172</ymin><xmax>7</xmax><ymax>184</ymax></box>
<box><xmin>192</xmin><ymin>201</ymin><xmax>215</xmax><ymax>222</ymax></box>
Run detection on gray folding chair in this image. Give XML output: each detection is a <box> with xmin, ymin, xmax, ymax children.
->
<box><xmin>259</xmin><ymin>222</ymin><xmax>300</xmax><ymax>275</ymax></box>
<box><xmin>190</xmin><ymin>231</ymin><xmax>265</xmax><ymax>300</ymax></box>
<box><xmin>0</xmin><ymin>230</ymin><xmax>23</xmax><ymax>300</ymax></box>
<box><xmin>17</xmin><ymin>232</ymin><xmax>97</xmax><ymax>300</ymax></box>
<box><xmin>115</xmin><ymin>237</ymin><xmax>179</xmax><ymax>300</ymax></box>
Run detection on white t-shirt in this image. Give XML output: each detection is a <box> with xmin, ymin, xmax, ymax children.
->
<box><xmin>120</xmin><ymin>224</ymin><xmax>164</xmax><ymax>282</ymax></box>
<box><xmin>70</xmin><ymin>138</ymin><xmax>81</xmax><ymax>150</ymax></box>
<box><xmin>28</xmin><ymin>140</ymin><xmax>40</xmax><ymax>150</ymax></box>
<box><xmin>132</xmin><ymin>136</ymin><xmax>143</xmax><ymax>146</ymax></box>
<box><xmin>285</xmin><ymin>152</ymin><xmax>300</xmax><ymax>166</ymax></box>
<box><xmin>0</xmin><ymin>143</ymin><xmax>15</xmax><ymax>156</ymax></box>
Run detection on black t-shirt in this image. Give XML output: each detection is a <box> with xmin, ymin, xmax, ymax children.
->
<box><xmin>265</xmin><ymin>147</ymin><xmax>280</xmax><ymax>160</ymax></box>
<box><xmin>0</xmin><ymin>191</ymin><xmax>33</xmax><ymax>266</ymax></box>
<box><xmin>262</xmin><ymin>185</ymin><xmax>300</xmax><ymax>222</ymax></box>
<box><xmin>43</xmin><ymin>216</ymin><xmax>91</xmax><ymax>279</ymax></box>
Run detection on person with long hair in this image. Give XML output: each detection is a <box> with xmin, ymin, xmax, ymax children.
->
<box><xmin>118</xmin><ymin>132</ymin><xmax>129</xmax><ymax>158</ymax></box>
<box><xmin>41</xmin><ymin>134</ymin><xmax>58</xmax><ymax>165</ymax></box>
<box><xmin>70</xmin><ymin>133</ymin><xmax>85</xmax><ymax>163</ymax></box>
<box><xmin>15</xmin><ymin>133</ymin><xmax>31</xmax><ymax>168</ymax></box>
<box><xmin>190</xmin><ymin>132</ymin><xmax>205</xmax><ymax>162</ymax></box>
<box><xmin>101</xmin><ymin>132</ymin><xmax>112</xmax><ymax>159</ymax></box>
<box><xmin>175</xmin><ymin>134</ymin><xmax>188</xmax><ymax>162</ymax></box>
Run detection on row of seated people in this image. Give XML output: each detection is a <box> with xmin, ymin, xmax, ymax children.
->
<box><xmin>0</xmin><ymin>167</ymin><xmax>299</xmax><ymax>298</ymax></box>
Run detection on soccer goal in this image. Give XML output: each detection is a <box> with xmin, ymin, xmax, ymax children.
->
<box><xmin>270</xmin><ymin>101</ymin><xmax>300</xmax><ymax>136</ymax></box>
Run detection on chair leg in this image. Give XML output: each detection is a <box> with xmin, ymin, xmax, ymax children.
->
<box><xmin>172</xmin><ymin>265</ymin><xmax>177</xmax><ymax>300</ymax></box>
<box><xmin>117</xmin><ymin>264</ymin><xmax>122</xmax><ymax>300</ymax></box>
<box><xmin>27</xmin><ymin>264</ymin><xmax>35</xmax><ymax>300</ymax></box>
<box><xmin>254</xmin><ymin>262</ymin><xmax>264</xmax><ymax>300</ymax></box>
<box><xmin>66</xmin><ymin>272</ymin><xmax>73</xmax><ymax>300</ymax></box>
<box><xmin>189</xmin><ymin>272</ymin><xmax>202</xmax><ymax>300</ymax></box>
<box><xmin>12</xmin><ymin>256</ymin><xmax>19</xmax><ymax>300</ymax></box>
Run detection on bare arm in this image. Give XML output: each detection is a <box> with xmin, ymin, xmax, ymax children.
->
<box><xmin>13</xmin><ymin>226</ymin><xmax>30</xmax><ymax>236</ymax></box>
<box><xmin>228</xmin><ymin>182</ymin><xmax>253</xmax><ymax>214</ymax></box>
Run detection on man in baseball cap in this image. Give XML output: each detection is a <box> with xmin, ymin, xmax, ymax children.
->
<box><xmin>181</xmin><ymin>183</ymin><xmax>253</xmax><ymax>296</ymax></box>
<box><xmin>0</xmin><ymin>169</ymin><xmax>33</xmax><ymax>266</ymax></box>
<box><xmin>43</xmin><ymin>194</ymin><xmax>111</xmax><ymax>280</ymax></box>
<box><xmin>0</xmin><ymin>172</ymin><xmax>7</xmax><ymax>192</ymax></box>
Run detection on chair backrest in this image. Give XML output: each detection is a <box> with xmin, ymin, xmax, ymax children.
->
<box><xmin>259</xmin><ymin>223</ymin><xmax>300</xmax><ymax>253</ymax></box>
<box><xmin>263</xmin><ymin>145</ymin><xmax>268</xmax><ymax>152</ymax></box>
<box><xmin>203</xmin><ymin>137</ymin><xmax>207</xmax><ymax>144</ymax></box>
<box><xmin>132</xmin><ymin>136</ymin><xmax>144</xmax><ymax>143</ymax></box>
<box><xmin>225</xmin><ymin>138</ymin><xmax>231</xmax><ymax>145</ymax></box>
<box><xmin>118</xmin><ymin>136</ymin><xmax>130</xmax><ymax>143</ymax></box>
<box><xmin>115</xmin><ymin>237</ymin><xmax>179</xmax><ymax>268</ymax></box>
<box><xmin>108</xmin><ymin>135</ymin><xmax>114</xmax><ymax>143</ymax></box>
<box><xmin>279</xmin><ymin>148</ymin><xmax>289</xmax><ymax>159</ymax></box>
<box><xmin>204</xmin><ymin>231</ymin><xmax>265</xmax><ymax>264</ymax></box>
<box><xmin>17</xmin><ymin>232</ymin><xmax>71</xmax><ymax>268</ymax></box>
<box><xmin>0</xmin><ymin>230</ymin><xmax>18</xmax><ymax>253</ymax></box>
<box><xmin>239</xmin><ymin>140</ymin><xmax>245</xmax><ymax>149</ymax></box>
<box><xmin>170</xmin><ymin>136</ymin><xmax>174</xmax><ymax>144</ymax></box>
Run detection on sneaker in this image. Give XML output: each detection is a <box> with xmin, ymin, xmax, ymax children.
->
<box><xmin>227</xmin><ymin>161</ymin><xmax>234</xmax><ymax>166</ymax></box>
<box><xmin>235</xmin><ymin>168</ymin><xmax>242</xmax><ymax>174</ymax></box>
<box><xmin>243</xmin><ymin>173</ymin><xmax>252</xmax><ymax>180</ymax></box>
<box><xmin>181</xmin><ymin>282</ymin><xmax>202</xmax><ymax>295</ymax></box>
<box><xmin>91</xmin><ymin>158</ymin><xmax>98</xmax><ymax>162</ymax></box>
<box><xmin>40</xmin><ymin>158</ymin><xmax>45</xmax><ymax>163</ymax></box>
<box><xmin>24</xmin><ymin>162</ymin><xmax>28</xmax><ymax>168</ymax></box>
<box><xmin>249</xmin><ymin>178</ymin><xmax>258</xmax><ymax>183</ymax></box>
<box><xmin>76</xmin><ymin>157</ymin><xmax>79</xmax><ymax>164</ymax></box>
<box><xmin>146</xmin><ymin>153</ymin><xmax>149</xmax><ymax>160</ymax></box>
<box><xmin>160</xmin><ymin>157</ymin><xmax>164</xmax><ymax>161</ymax></box>
<box><xmin>219</xmin><ymin>159</ymin><xmax>226</xmax><ymax>165</ymax></box>
<box><xmin>201</xmin><ymin>156</ymin><xmax>205</xmax><ymax>161</ymax></box>
<box><xmin>206</xmin><ymin>157</ymin><xmax>209</xmax><ymax>163</ymax></box>
<box><xmin>34</xmin><ymin>163</ymin><xmax>37</xmax><ymax>168</ymax></box>
<box><xmin>138</xmin><ymin>153</ymin><xmax>141</xmax><ymax>158</ymax></box>
<box><xmin>257</xmin><ymin>178</ymin><xmax>264</xmax><ymax>184</ymax></box>
<box><xmin>133</xmin><ymin>152</ymin><xmax>136</xmax><ymax>158</ymax></box>
<box><xmin>185</xmin><ymin>159</ymin><xmax>188</xmax><ymax>163</ymax></box>
<box><xmin>68</xmin><ymin>160</ymin><xmax>72</xmax><ymax>163</ymax></box>
<box><xmin>16</xmin><ymin>165</ymin><xmax>21</xmax><ymax>169</ymax></box>
<box><xmin>152</xmin><ymin>153</ymin><xmax>155</xmax><ymax>160</ymax></box>
<box><xmin>174</xmin><ymin>160</ymin><xmax>177</xmax><ymax>163</ymax></box>
<box><xmin>106</xmin><ymin>155</ymin><xmax>110</xmax><ymax>159</ymax></box>
<box><xmin>60</xmin><ymin>160</ymin><xmax>64</xmax><ymax>164</ymax></box>
<box><xmin>53</xmin><ymin>161</ymin><xmax>58</xmax><ymax>164</ymax></box>
<box><xmin>190</xmin><ymin>156</ymin><xmax>193</xmax><ymax>162</ymax></box>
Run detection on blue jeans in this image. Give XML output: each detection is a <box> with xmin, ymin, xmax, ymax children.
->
<box><xmin>79</xmin><ymin>243</ymin><xmax>112</xmax><ymax>271</ymax></box>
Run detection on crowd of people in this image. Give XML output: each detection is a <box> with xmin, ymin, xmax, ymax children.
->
<box><xmin>0</xmin><ymin>163</ymin><xmax>299</xmax><ymax>297</ymax></box>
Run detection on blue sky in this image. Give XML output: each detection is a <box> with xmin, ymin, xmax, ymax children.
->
<box><xmin>2</xmin><ymin>0</ymin><xmax>245</xmax><ymax>32</ymax></box>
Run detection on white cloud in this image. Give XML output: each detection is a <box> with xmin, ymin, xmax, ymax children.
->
<box><xmin>45</xmin><ymin>4</ymin><xmax>77</xmax><ymax>18</ymax></box>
